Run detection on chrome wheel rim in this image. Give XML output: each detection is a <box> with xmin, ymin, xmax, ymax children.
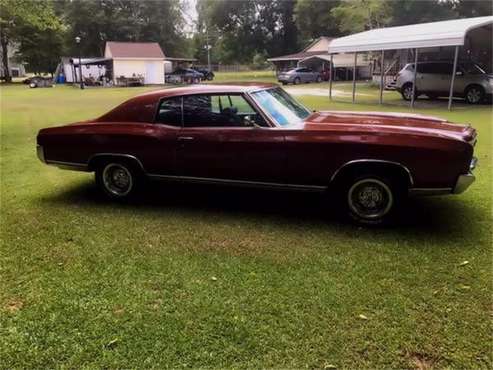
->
<box><xmin>103</xmin><ymin>163</ymin><xmax>133</xmax><ymax>197</ymax></box>
<box><xmin>348</xmin><ymin>179</ymin><xmax>393</xmax><ymax>220</ymax></box>
<box><xmin>467</xmin><ymin>88</ymin><xmax>481</xmax><ymax>103</ymax></box>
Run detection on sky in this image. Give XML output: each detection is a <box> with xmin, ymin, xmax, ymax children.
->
<box><xmin>182</xmin><ymin>0</ymin><xmax>199</xmax><ymax>34</ymax></box>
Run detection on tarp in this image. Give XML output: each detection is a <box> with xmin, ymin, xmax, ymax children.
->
<box><xmin>328</xmin><ymin>16</ymin><xmax>493</xmax><ymax>54</ymax></box>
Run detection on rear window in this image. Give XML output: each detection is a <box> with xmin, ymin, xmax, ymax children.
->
<box><xmin>156</xmin><ymin>97</ymin><xmax>182</xmax><ymax>126</ymax></box>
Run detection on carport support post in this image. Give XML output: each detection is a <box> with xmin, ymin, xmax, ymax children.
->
<box><xmin>379</xmin><ymin>50</ymin><xmax>384</xmax><ymax>104</ymax></box>
<box><xmin>411</xmin><ymin>48</ymin><xmax>419</xmax><ymax>108</ymax></box>
<box><xmin>448</xmin><ymin>46</ymin><xmax>459</xmax><ymax>111</ymax></box>
<box><xmin>329</xmin><ymin>54</ymin><xmax>333</xmax><ymax>100</ymax></box>
<box><xmin>352</xmin><ymin>52</ymin><xmax>357</xmax><ymax>103</ymax></box>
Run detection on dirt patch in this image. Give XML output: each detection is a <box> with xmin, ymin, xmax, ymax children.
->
<box><xmin>4</xmin><ymin>298</ymin><xmax>24</xmax><ymax>313</ymax></box>
<box><xmin>409</xmin><ymin>352</ymin><xmax>439</xmax><ymax>370</ymax></box>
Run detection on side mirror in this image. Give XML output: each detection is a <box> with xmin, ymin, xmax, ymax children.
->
<box><xmin>244</xmin><ymin>115</ymin><xmax>262</xmax><ymax>128</ymax></box>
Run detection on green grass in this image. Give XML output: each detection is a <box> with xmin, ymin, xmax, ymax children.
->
<box><xmin>1</xmin><ymin>80</ymin><xmax>492</xmax><ymax>368</ymax></box>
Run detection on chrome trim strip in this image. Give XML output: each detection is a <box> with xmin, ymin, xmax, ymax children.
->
<box><xmin>470</xmin><ymin>157</ymin><xmax>478</xmax><ymax>171</ymax></box>
<box><xmin>148</xmin><ymin>174</ymin><xmax>327</xmax><ymax>192</ymax></box>
<box><xmin>46</xmin><ymin>160</ymin><xmax>89</xmax><ymax>171</ymax></box>
<box><xmin>409</xmin><ymin>187</ymin><xmax>452</xmax><ymax>196</ymax></box>
<box><xmin>329</xmin><ymin>159</ymin><xmax>414</xmax><ymax>186</ymax></box>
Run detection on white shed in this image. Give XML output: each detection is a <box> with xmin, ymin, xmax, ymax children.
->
<box><xmin>104</xmin><ymin>41</ymin><xmax>165</xmax><ymax>85</ymax></box>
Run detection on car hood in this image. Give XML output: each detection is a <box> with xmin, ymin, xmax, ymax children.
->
<box><xmin>303</xmin><ymin>111</ymin><xmax>476</xmax><ymax>143</ymax></box>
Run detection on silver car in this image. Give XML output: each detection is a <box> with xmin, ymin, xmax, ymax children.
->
<box><xmin>396</xmin><ymin>61</ymin><xmax>493</xmax><ymax>104</ymax></box>
<box><xmin>277</xmin><ymin>67</ymin><xmax>322</xmax><ymax>85</ymax></box>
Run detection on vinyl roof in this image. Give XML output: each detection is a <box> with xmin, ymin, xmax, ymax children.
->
<box><xmin>328</xmin><ymin>16</ymin><xmax>493</xmax><ymax>53</ymax></box>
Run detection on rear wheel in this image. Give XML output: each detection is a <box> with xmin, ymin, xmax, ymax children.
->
<box><xmin>339</xmin><ymin>175</ymin><xmax>402</xmax><ymax>225</ymax></box>
<box><xmin>316</xmin><ymin>76</ymin><xmax>322</xmax><ymax>83</ymax></box>
<box><xmin>95</xmin><ymin>161</ymin><xmax>140</xmax><ymax>200</ymax></box>
<box><xmin>464</xmin><ymin>85</ymin><xmax>484</xmax><ymax>104</ymax></box>
<box><xmin>401</xmin><ymin>83</ymin><xmax>416</xmax><ymax>101</ymax></box>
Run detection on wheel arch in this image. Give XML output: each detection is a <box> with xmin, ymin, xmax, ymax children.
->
<box><xmin>329</xmin><ymin>159</ymin><xmax>414</xmax><ymax>188</ymax></box>
<box><xmin>464</xmin><ymin>83</ymin><xmax>485</xmax><ymax>95</ymax></box>
<box><xmin>88</xmin><ymin>153</ymin><xmax>145</xmax><ymax>173</ymax></box>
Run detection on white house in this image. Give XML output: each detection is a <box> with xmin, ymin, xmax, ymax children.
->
<box><xmin>104</xmin><ymin>41</ymin><xmax>165</xmax><ymax>84</ymax></box>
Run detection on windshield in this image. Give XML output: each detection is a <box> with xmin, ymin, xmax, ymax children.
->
<box><xmin>250</xmin><ymin>87</ymin><xmax>311</xmax><ymax>126</ymax></box>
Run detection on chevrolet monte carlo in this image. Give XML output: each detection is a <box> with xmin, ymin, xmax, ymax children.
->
<box><xmin>37</xmin><ymin>83</ymin><xmax>477</xmax><ymax>224</ymax></box>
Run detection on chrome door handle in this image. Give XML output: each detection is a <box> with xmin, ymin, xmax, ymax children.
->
<box><xmin>178</xmin><ymin>136</ymin><xmax>195</xmax><ymax>141</ymax></box>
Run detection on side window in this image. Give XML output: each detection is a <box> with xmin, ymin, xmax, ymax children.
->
<box><xmin>183</xmin><ymin>94</ymin><xmax>267</xmax><ymax>128</ymax></box>
<box><xmin>417</xmin><ymin>63</ymin><xmax>432</xmax><ymax>74</ymax></box>
<box><xmin>156</xmin><ymin>97</ymin><xmax>182</xmax><ymax>126</ymax></box>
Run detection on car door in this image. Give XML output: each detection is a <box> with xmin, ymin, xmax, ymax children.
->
<box><xmin>305</xmin><ymin>68</ymin><xmax>316</xmax><ymax>82</ymax></box>
<box><xmin>299</xmin><ymin>68</ymin><xmax>309</xmax><ymax>82</ymax></box>
<box><xmin>148</xmin><ymin>96</ymin><xmax>182</xmax><ymax>175</ymax></box>
<box><xmin>176</xmin><ymin>93</ymin><xmax>285</xmax><ymax>183</ymax></box>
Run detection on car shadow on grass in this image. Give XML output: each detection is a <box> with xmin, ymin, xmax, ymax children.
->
<box><xmin>41</xmin><ymin>178</ymin><xmax>479</xmax><ymax>241</ymax></box>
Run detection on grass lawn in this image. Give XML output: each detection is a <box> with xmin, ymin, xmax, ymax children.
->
<box><xmin>1</xmin><ymin>77</ymin><xmax>492</xmax><ymax>368</ymax></box>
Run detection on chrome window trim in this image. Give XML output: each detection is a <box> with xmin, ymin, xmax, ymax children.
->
<box><xmin>329</xmin><ymin>159</ymin><xmax>414</xmax><ymax>186</ymax></box>
<box><xmin>147</xmin><ymin>174</ymin><xmax>327</xmax><ymax>192</ymax></box>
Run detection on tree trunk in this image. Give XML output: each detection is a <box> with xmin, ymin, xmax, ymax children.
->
<box><xmin>1</xmin><ymin>32</ymin><xmax>12</xmax><ymax>83</ymax></box>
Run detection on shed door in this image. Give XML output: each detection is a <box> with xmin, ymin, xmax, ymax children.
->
<box><xmin>145</xmin><ymin>62</ymin><xmax>159</xmax><ymax>84</ymax></box>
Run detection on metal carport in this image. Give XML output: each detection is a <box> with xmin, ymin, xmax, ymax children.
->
<box><xmin>327</xmin><ymin>16</ymin><xmax>493</xmax><ymax>109</ymax></box>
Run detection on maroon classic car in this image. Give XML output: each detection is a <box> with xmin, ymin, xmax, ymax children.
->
<box><xmin>37</xmin><ymin>83</ymin><xmax>477</xmax><ymax>224</ymax></box>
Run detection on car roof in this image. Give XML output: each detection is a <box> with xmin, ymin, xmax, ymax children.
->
<box><xmin>136</xmin><ymin>82</ymin><xmax>279</xmax><ymax>100</ymax></box>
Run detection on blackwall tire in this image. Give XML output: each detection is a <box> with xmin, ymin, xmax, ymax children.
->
<box><xmin>401</xmin><ymin>83</ymin><xmax>416</xmax><ymax>101</ymax></box>
<box><xmin>464</xmin><ymin>85</ymin><xmax>484</xmax><ymax>104</ymax></box>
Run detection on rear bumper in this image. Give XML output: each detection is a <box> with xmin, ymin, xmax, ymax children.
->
<box><xmin>37</xmin><ymin>145</ymin><xmax>46</xmax><ymax>163</ymax></box>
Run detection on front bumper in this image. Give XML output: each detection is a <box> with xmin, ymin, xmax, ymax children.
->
<box><xmin>410</xmin><ymin>157</ymin><xmax>477</xmax><ymax>196</ymax></box>
<box><xmin>453</xmin><ymin>157</ymin><xmax>477</xmax><ymax>194</ymax></box>
<box><xmin>277</xmin><ymin>75</ymin><xmax>293</xmax><ymax>83</ymax></box>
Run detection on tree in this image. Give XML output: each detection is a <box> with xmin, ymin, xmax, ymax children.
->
<box><xmin>0</xmin><ymin>0</ymin><xmax>61</xmax><ymax>81</ymax></box>
<box><xmin>331</xmin><ymin>0</ymin><xmax>393</xmax><ymax>33</ymax></box>
<box><xmin>60</xmin><ymin>0</ymin><xmax>190</xmax><ymax>57</ymax></box>
<box><xmin>294</xmin><ymin>0</ymin><xmax>342</xmax><ymax>44</ymax></box>
<box><xmin>196</xmin><ymin>0</ymin><xmax>300</xmax><ymax>64</ymax></box>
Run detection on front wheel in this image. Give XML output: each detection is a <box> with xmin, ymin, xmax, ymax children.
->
<box><xmin>340</xmin><ymin>175</ymin><xmax>401</xmax><ymax>225</ymax></box>
<box><xmin>464</xmin><ymin>85</ymin><xmax>484</xmax><ymax>104</ymax></box>
<box><xmin>95</xmin><ymin>161</ymin><xmax>140</xmax><ymax>200</ymax></box>
<box><xmin>293</xmin><ymin>77</ymin><xmax>301</xmax><ymax>85</ymax></box>
<box><xmin>401</xmin><ymin>83</ymin><xmax>416</xmax><ymax>101</ymax></box>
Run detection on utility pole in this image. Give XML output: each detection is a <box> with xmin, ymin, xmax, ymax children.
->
<box><xmin>206</xmin><ymin>25</ymin><xmax>211</xmax><ymax>72</ymax></box>
<box><xmin>75</xmin><ymin>36</ymin><xmax>84</xmax><ymax>89</ymax></box>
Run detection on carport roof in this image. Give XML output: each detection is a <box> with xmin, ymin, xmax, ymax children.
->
<box><xmin>328</xmin><ymin>16</ymin><xmax>493</xmax><ymax>54</ymax></box>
